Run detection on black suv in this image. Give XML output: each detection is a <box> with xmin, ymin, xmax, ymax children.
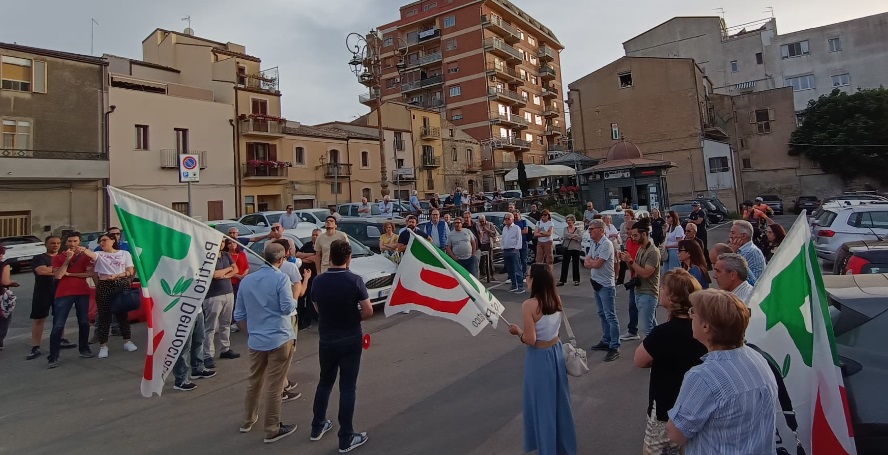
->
<box><xmin>793</xmin><ymin>195</ymin><xmax>821</xmax><ymax>214</ymax></box>
<box><xmin>758</xmin><ymin>195</ymin><xmax>784</xmax><ymax>215</ymax></box>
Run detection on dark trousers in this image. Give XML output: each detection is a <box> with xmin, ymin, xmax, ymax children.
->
<box><xmin>95</xmin><ymin>278</ymin><xmax>132</xmax><ymax>344</ymax></box>
<box><xmin>617</xmin><ymin>261</ymin><xmax>629</xmax><ymax>285</ymax></box>
<box><xmin>0</xmin><ymin>314</ymin><xmax>11</xmax><ymax>348</ymax></box>
<box><xmin>312</xmin><ymin>335</ymin><xmax>363</xmax><ymax>446</ymax></box>
<box><xmin>627</xmin><ymin>287</ymin><xmax>638</xmax><ymax>336</ymax></box>
<box><xmin>559</xmin><ymin>250</ymin><xmax>582</xmax><ymax>284</ymax></box>
<box><xmin>173</xmin><ymin>315</ymin><xmax>206</xmax><ymax>384</ymax></box>
<box><xmin>49</xmin><ymin>295</ymin><xmax>90</xmax><ymax>360</ymax></box>
<box><xmin>297</xmin><ymin>276</ymin><xmax>317</xmax><ymax>329</ymax></box>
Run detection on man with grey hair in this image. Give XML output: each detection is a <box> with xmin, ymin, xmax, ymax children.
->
<box><xmin>501</xmin><ymin>212</ymin><xmax>525</xmax><ymax>293</ymax></box>
<box><xmin>713</xmin><ymin>253</ymin><xmax>755</xmax><ymax>304</ymax></box>
<box><xmin>708</xmin><ymin>243</ymin><xmax>734</xmax><ymax>269</ymax></box>
<box><xmin>729</xmin><ymin>220</ymin><xmax>766</xmax><ymax>283</ymax></box>
<box><xmin>586</xmin><ymin>218</ymin><xmax>620</xmax><ymax>361</ymax></box>
<box><xmin>234</xmin><ymin>242</ymin><xmax>299</xmax><ymax>443</ymax></box>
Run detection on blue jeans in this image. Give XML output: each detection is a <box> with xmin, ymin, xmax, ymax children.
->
<box><xmin>312</xmin><ymin>334</ymin><xmax>363</xmax><ymax>447</ymax></box>
<box><xmin>593</xmin><ymin>283</ymin><xmax>620</xmax><ymax>350</ymax></box>
<box><xmin>49</xmin><ymin>295</ymin><xmax>90</xmax><ymax>360</ymax></box>
<box><xmin>627</xmin><ymin>287</ymin><xmax>638</xmax><ymax>336</ymax></box>
<box><xmin>504</xmin><ymin>249</ymin><xmax>524</xmax><ymax>289</ymax></box>
<box><xmin>456</xmin><ymin>257</ymin><xmax>477</xmax><ymax>278</ymax></box>
<box><xmin>665</xmin><ymin>248</ymin><xmax>680</xmax><ymax>274</ymax></box>
<box><xmin>173</xmin><ymin>315</ymin><xmax>207</xmax><ymax>384</ymax></box>
<box><xmin>520</xmin><ymin>242</ymin><xmax>529</xmax><ymax>275</ymax></box>
<box><xmin>636</xmin><ymin>292</ymin><xmax>659</xmax><ymax>336</ymax></box>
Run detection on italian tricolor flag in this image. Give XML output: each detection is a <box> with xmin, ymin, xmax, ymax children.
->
<box><xmin>746</xmin><ymin>213</ymin><xmax>857</xmax><ymax>454</ymax></box>
<box><xmin>384</xmin><ymin>230</ymin><xmax>505</xmax><ymax>336</ymax></box>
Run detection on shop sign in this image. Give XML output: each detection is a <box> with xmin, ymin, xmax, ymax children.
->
<box><xmin>603</xmin><ymin>170</ymin><xmax>631</xmax><ymax>180</ymax></box>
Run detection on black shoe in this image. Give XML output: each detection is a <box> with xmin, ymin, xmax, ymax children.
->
<box><xmin>589</xmin><ymin>342</ymin><xmax>609</xmax><ymax>351</ymax></box>
<box><xmin>281</xmin><ymin>391</ymin><xmax>302</xmax><ymax>403</ymax></box>
<box><xmin>285</xmin><ymin>381</ymin><xmax>298</xmax><ymax>392</ymax></box>
<box><xmin>556</xmin><ymin>282</ymin><xmax>565</xmax><ymax>287</ymax></box>
<box><xmin>203</xmin><ymin>357</ymin><xmax>217</xmax><ymax>369</ymax></box>
<box><xmin>174</xmin><ymin>382</ymin><xmax>197</xmax><ymax>391</ymax></box>
<box><xmin>26</xmin><ymin>347</ymin><xmax>42</xmax><ymax>360</ymax></box>
<box><xmin>79</xmin><ymin>349</ymin><xmax>95</xmax><ymax>358</ymax></box>
<box><xmin>310</xmin><ymin>419</ymin><xmax>333</xmax><ymax>441</ymax></box>
<box><xmin>604</xmin><ymin>349</ymin><xmax>620</xmax><ymax>362</ymax></box>
<box><xmin>574</xmin><ymin>281</ymin><xmax>580</xmax><ymax>286</ymax></box>
<box><xmin>192</xmin><ymin>369</ymin><xmax>216</xmax><ymax>379</ymax></box>
<box><xmin>264</xmin><ymin>423</ymin><xmax>297</xmax><ymax>444</ymax></box>
<box><xmin>339</xmin><ymin>432</ymin><xmax>369</xmax><ymax>453</ymax></box>
<box><xmin>47</xmin><ymin>358</ymin><xmax>59</xmax><ymax>369</ymax></box>
<box><xmin>219</xmin><ymin>350</ymin><xmax>240</xmax><ymax>360</ymax></box>
<box><xmin>59</xmin><ymin>338</ymin><xmax>77</xmax><ymax>349</ymax></box>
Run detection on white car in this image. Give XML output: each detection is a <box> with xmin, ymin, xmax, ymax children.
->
<box><xmin>0</xmin><ymin>235</ymin><xmax>46</xmax><ymax>272</ymax></box>
<box><xmin>244</xmin><ymin>225</ymin><xmax>397</xmax><ymax>305</ymax></box>
<box><xmin>813</xmin><ymin>203</ymin><xmax>888</xmax><ymax>262</ymax></box>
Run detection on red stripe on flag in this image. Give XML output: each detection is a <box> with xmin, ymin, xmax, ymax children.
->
<box><xmin>420</xmin><ymin>267</ymin><xmax>460</xmax><ymax>290</ymax></box>
<box><xmin>388</xmin><ymin>280</ymin><xmax>470</xmax><ymax>315</ymax></box>
<box><xmin>143</xmin><ymin>330</ymin><xmax>165</xmax><ymax>381</ymax></box>
<box><xmin>812</xmin><ymin>387</ymin><xmax>852</xmax><ymax>455</ymax></box>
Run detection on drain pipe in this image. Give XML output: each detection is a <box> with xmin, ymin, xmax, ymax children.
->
<box><xmin>230</xmin><ymin>118</ymin><xmax>241</xmax><ymax>218</ymax></box>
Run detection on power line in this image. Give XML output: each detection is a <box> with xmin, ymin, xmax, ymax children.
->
<box><xmin>788</xmin><ymin>143</ymin><xmax>888</xmax><ymax>147</ymax></box>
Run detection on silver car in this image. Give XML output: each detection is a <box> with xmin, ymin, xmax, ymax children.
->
<box><xmin>813</xmin><ymin>203</ymin><xmax>888</xmax><ymax>262</ymax></box>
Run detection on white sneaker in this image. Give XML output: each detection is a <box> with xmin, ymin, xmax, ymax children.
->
<box><xmin>98</xmin><ymin>346</ymin><xmax>109</xmax><ymax>358</ymax></box>
<box><xmin>123</xmin><ymin>341</ymin><xmax>138</xmax><ymax>352</ymax></box>
<box><xmin>230</xmin><ymin>324</ymin><xmax>239</xmax><ymax>333</ymax></box>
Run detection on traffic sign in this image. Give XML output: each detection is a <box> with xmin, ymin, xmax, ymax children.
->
<box><xmin>179</xmin><ymin>154</ymin><xmax>200</xmax><ymax>183</ymax></box>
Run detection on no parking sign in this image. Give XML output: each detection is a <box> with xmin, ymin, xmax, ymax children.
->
<box><xmin>178</xmin><ymin>154</ymin><xmax>200</xmax><ymax>183</ymax></box>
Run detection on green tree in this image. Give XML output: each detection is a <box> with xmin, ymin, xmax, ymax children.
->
<box><xmin>789</xmin><ymin>87</ymin><xmax>888</xmax><ymax>182</ymax></box>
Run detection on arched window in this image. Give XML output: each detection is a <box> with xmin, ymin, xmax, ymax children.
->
<box><xmin>329</xmin><ymin>149</ymin><xmax>340</xmax><ymax>164</ymax></box>
<box><xmin>451</xmin><ymin>147</ymin><xmax>457</xmax><ymax>162</ymax></box>
<box><xmin>466</xmin><ymin>148</ymin><xmax>473</xmax><ymax>163</ymax></box>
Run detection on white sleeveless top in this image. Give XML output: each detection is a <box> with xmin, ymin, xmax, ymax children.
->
<box><xmin>535</xmin><ymin>312</ymin><xmax>562</xmax><ymax>341</ymax></box>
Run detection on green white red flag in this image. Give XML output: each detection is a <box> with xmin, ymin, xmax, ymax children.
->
<box><xmin>384</xmin><ymin>230</ymin><xmax>505</xmax><ymax>335</ymax></box>
<box><xmin>746</xmin><ymin>213</ymin><xmax>857</xmax><ymax>454</ymax></box>
<box><xmin>108</xmin><ymin>187</ymin><xmax>224</xmax><ymax>397</ymax></box>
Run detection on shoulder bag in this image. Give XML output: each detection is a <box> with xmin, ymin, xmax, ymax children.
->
<box><xmin>0</xmin><ymin>289</ymin><xmax>17</xmax><ymax>318</ymax></box>
<box><xmin>110</xmin><ymin>286</ymin><xmax>141</xmax><ymax>314</ymax></box>
<box><xmin>560</xmin><ymin>311</ymin><xmax>589</xmax><ymax>377</ymax></box>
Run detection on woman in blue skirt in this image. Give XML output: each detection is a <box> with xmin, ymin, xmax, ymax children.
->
<box><xmin>509</xmin><ymin>263</ymin><xmax>577</xmax><ymax>455</ymax></box>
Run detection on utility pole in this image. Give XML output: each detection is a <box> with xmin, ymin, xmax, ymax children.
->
<box><xmin>90</xmin><ymin>18</ymin><xmax>99</xmax><ymax>55</ymax></box>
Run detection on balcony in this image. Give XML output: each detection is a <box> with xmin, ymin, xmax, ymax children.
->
<box><xmin>489</xmin><ymin>113</ymin><xmax>529</xmax><ymax>130</ymax></box>
<box><xmin>404</xmin><ymin>52</ymin><xmax>442</xmax><ymax>70</ymax></box>
<box><xmin>483</xmin><ymin>158</ymin><xmax>518</xmax><ymax>173</ymax></box>
<box><xmin>486</xmin><ymin>63</ymin><xmax>523</xmax><ymax>85</ymax></box>
<box><xmin>541</xmin><ymin>84</ymin><xmax>558</xmax><ymax>99</ymax></box>
<box><xmin>539</xmin><ymin>65</ymin><xmax>557</xmax><ymax>80</ymax></box>
<box><xmin>401</xmin><ymin>75</ymin><xmax>444</xmax><ymax>93</ymax></box>
<box><xmin>481</xmin><ymin>14</ymin><xmax>520</xmax><ymax>44</ymax></box>
<box><xmin>537</xmin><ymin>46</ymin><xmax>556</xmax><ymax>62</ymax></box>
<box><xmin>323</xmin><ymin>163</ymin><xmax>352</xmax><ymax>179</ymax></box>
<box><xmin>240</xmin><ymin>68</ymin><xmax>280</xmax><ymax>94</ymax></box>
<box><xmin>544</xmin><ymin>125</ymin><xmax>563</xmax><ymax>136</ymax></box>
<box><xmin>240</xmin><ymin>117</ymin><xmax>285</xmax><ymax>137</ymax></box>
<box><xmin>465</xmin><ymin>163</ymin><xmax>481</xmax><ymax>173</ymax></box>
<box><xmin>543</xmin><ymin>106</ymin><xmax>561</xmax><ymax>118</ymax></box>
<box><xmin>242</xmin><ymin>163</ymin><xmax>288</xmax><ymax>180</ymax></box>
<box><xmin>408</xmin><ymin>98</ymin><xmax>445</xmax><ymax>111</ymax></box>
<box><xmin>501</xmin><ymin>137</ymin><xmax>531</xmax><ymax>151</ymax></box>
<box><xmin>401</xmin><ymin>27</ymin><xmax>441</xmax><ymax>47</ymax></box>
<box><xmin>547</xmin><ymin>145</ymin><xmax>568</xmax><ymax>153</ymax></box>
<box><xmin>392</xmin><ymin>168</ymin><xmax>416</xmax><ymax>183</ymax></box>
<box><xmin>420</xmin><ymin>126</ymin><xmax>441</xmax><ymax>140</ymax></box>
<box><xmin>488</xmin><ymin>87</ymin><xmax>527</xmax><ymax>107</ymax></box>
<box><xmin>160</xmin><ymin>149</ymin><xmax>208</xmax><ymax>169</ymax></box>
<box><xmin>359</xmin><ymin>88</ymin><xmax>381</xmax><ymax>106</ymax></box>
<box><xmin>421</xmin><ymin>154</ymin><xmax>441</xmax><ymax>168</ymax></box>
<box><xmin>483</xmin><ymin>38</ymin><xmax>521</xmax><ymax>64</ymax></box>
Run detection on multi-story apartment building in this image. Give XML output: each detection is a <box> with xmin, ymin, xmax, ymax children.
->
<box><xmin>371</xmin><ymin>0</ymin><xmax>567</xmax><ymax>192</ymax></box>
<box><xmin>623</xmin><ymin>13</ymin><xmax>888</xmax><ymax>113</ymax></box>
<box><xmin>105</xmin><ymin>54</ymin><xmax>236</xmax><ymax>221</ymax></box>
<box><xmin>0</xmin><ymin>43</ymin><xmax>108</xmax><ymax>236</ymax></box>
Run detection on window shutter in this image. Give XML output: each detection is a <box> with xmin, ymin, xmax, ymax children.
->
<box><xmin>246</xmin><ymin>142</ymin><xmax>256</xmax><ymax>160</ymax></box>
<box><xmin>32</xmin><ymin>61</ymin><xmax>46</xmax><ymax>93</ymax></box>
<box><xmin>768</xmin><ymin>108</ymin><xmax>775</xmax><ymax>121</ymax></box>
<box><xmin>749</xmin><ymin>111</ymin><xmax>757</xmax><ymax>124</ymax></box>
<box><xmin>269</xmin><ymin>143</ymin><xmax>277</xmax><ymax>161</ymax></box>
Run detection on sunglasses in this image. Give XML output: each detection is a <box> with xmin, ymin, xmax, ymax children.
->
<box><xmin>678</xmin><ymin>249</ymin><xmax>687</xmax><ymax>252</ymax></box>
<box><xmin>272</xmin><ymin>227</ymin><xmax>282</xmax><ymax>231</ymax></box>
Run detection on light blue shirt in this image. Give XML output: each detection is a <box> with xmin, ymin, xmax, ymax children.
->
<box><xmin>739</xmin><ymin>241</ymin><xmax>766</xmax><ymax>283</ymax></box>
<box><xmin>233</xmin><ymin>264</ymin><xmax>297</xmax><ymax>351</ymax></box>
<box><xmin>410</xmin><ymin>194</ymin><xmax>420</xmax><ymax>210</ymax></box>
<box><xmin>668</xmin><ymin>346</ymin><xmax>778</xmax><ymax>455</ymax></box>
<box><xmin>379</xmin><ymin>201</ymin><xmax>394</xmax><ymax>219</ymax></box>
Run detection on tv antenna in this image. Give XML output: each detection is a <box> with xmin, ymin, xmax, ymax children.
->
<box><xmin>714</xmin><ymin>8</ymin><xmax>725</xmax><ymax>19</ymax></box>
<box><xmin>764</xmin><ymin>7</ymin><xmax>774</xmax><ymax>18</ymax></box>
<box><xmin>90</xmin><ymin>18</ymin><xmax>99</xmax><ymax>55</ymax></box>
<box><xmin>182</xmin><ymin>15</ymin><xmax>192</xmax><ymax>28</ymax></box>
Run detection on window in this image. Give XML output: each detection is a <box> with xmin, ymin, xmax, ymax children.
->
<box><xmin>742</xmin><ymin>158</ymin><xmax>752</xmax><ymax>169</ymax></box>
<box><xmin>331</xmin><ymin>182</ymin><xmax>342</xmax><ymax>194</ymax></box>
<box><xmin>172</xmin><ymin>202</ymin><xmax>189</xmax><ymax>215</ymax></box>
<box><xmin>530</xmin><ymin>75</ymin><xmax>538</xmax><ymax>85</ymax></box>
<box><xmin>535</xmin><ymin>115</ymin><xmax>543</xmax><ymax>125</ymax></box>
<box><xmin>851</xmin><ymin>211</ymin><xmax>888</xmax><ymax>229</ymax></box>
<box><xmin>383</xmin><ymin>57</ymin><xmax>393</xmax><ymax>68</ymax></box>
<box><xmin>730</xmin><ymin>60</ymin><xmax>738</xmax><ymax>73</ymax></box>
<box><xmin>423</xmin><ymin>2</ymin><xmax>437</xmax><ymax>11</ymax></box>
<box><xmin>452</xmin><ymin>114</ymin><xmax>463</xmax><ymax>120</ymax></box>
<box><xmin>533</xmin><ymin>94</ymin><xmax>541</xmax><ymax>105</ymax></box>
<box><xmin>524</xmin><ymin>112</ymin><xmax>532</xmax><ymax>122</ymax></box>
<box><xmin>361</xmin><ymin>151</ymin><xmax>370</xmax><ymax>168</ymax></box>
<box><xmin>444</xmin><ymin>16</ymin><xmax>455</xmax><ymax>27</ymax></box>
<box><xmin>785</xmin><ymin>74</ymin><xmax>815</xmax><ymax>91</ymax></box>
<box><xmin>449</xmin><ymin>128</ymin><xmax>454</xmax><ymax>137</ymax></box>
<box><xmin>394</xmin><ymin>132</ymin><xmax>404</xmax><ymax>151</ymax></box>
<box><xmin>405</xmin><ymin>9</ymin><xmax>418</xmax><ymax>17</ymax></box>
<box><xmin>328</xmin><ymin>149</ymin><xmax>340</xmax><ymax>164</ymax></box>
<box><xmin>739</xmin><ymin>138</ymin><xmax>748</xmax><ymax>149</ymax></box>
<box><xmin>752</xmin><ymin>109</ymin><xmax>773</xmax><ymax>134</ymax></box>
<box><xmin>1</xmin><ymin>119</ymin><xmax>31</xmax><ymax>149</ymax></box>
<box><xmin>244</xmin><ymin>196</ymin><xmax>256</xmax><ymax>214</ymax></box>
<box><xmin>518</xmin><ymin>49</ymin><xmax>525</xmax><ymax>61</ymax></box>
<box><xmin>528</xmin><ymin>37</ymin><xmax>536</xmax><ymax>46</ymax></box>
<box><xmin>828</xmin><ymin>37</ymin><xmax>842</xmax><ymax>52</ymax></box>
<box><xmin>781</xmin><ymin>40</ymin><xmax>810</xmax><ymax>59</ymax></box>
<box><xmin>449</xmin><ymin>85</ymin><xmax>461</xmax><ymax>97</ymax></box>
<box><xmin>237</xmin><ymin>66</ymin><xmax>247</xmax><ymax>86</ymax></box>
<box><xmin>135</xmin><ymin>125</ymin><xmax>149</xmax><ymax>150</ymax></box>
<box><xmin>1</xmin><ymin>56</ymin><xmax>45</xmax><ymax>93</ymax></box>
<box><xmin>537</xmin><ymin>135</ymin><xmax>544</xmax><ymax>145</ymax></box>
<box><xmin>451</xmin><ymin>147</ymin><xmax>458</xmax><ymax>162</ymax></box>
<box><xmin>384</xmin><ymin>37</ymin><xmax>393</xmax><ymax>47</ymax></box>
<box><xmin>525</xmin><ymin>132</ymin><xmax>533</xmax><ymax>142</ymax></box>
<box><xmin>466</xmin><ymin>148</ymin><xmax>473</xmax><ymax>162</ymax></box>
<box><xmin>796</xmin><ymin>113</ymin><xmax>805</xmax><ymax>127</ymax></box>
<box><xmin>446</xmin><ymin>38</ymin><xmax>457</xmax><ymax>51</ymax></box>
<box><xmin>755</xmin><ymin>52</ymin><xmax>763</xmax><ymax>65</ymax></box>
<box><xmin>447</xmin><ymin>62</ymin><xmax>459</xmax><ymax>73</ymax></box>
<box><xmin>251</xmin><ymin>99</ymin><xmax>268</xmax><ymax>115</ymax></box>
<box><xmin>618</xmin><ymin>72</ymin><xmax>633</xmax><ymax>88</ymax></box>
<box><xmin>831</xmin><ymin>73</ymin><xmax>850</xmax><ymax>87</ymax></box>
<box><xmin>174</xmin><ymin>128</ymin><xmax>189</xmax><ymax>152</ymax></box>
<box><xmin>521</xmin><ymin>90</ymin><xmax>528</xmax><ymax>100</ymax></box>
<box><xmin>708</xmin><ymin>157</ymin><xmax>729</xmax><ymax>173</ymax></box>
<box><xmin>530</xmin><ymin>55</ymin><xmax>537</xmax><ymax>65</ymax></box>
<box><xmin>518</xmin><ymin>30</ymin><xmax>525</xmax><ymax>40</ymax></box>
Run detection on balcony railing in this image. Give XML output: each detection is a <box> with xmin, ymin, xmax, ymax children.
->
<box><xmin>502</xmin><ymin>137</ymin><xmax>531</xmax><ymax>149</ymax></box>
<box><xmin>408</xmin><ymin>98</ymin><xmax>445</xmax><ymax>110</ymax></box>
<box><xmin>543</xmin><ymin>106</ymin><xmax>561</xmax><ymax>117</ymax></box>
<box><xmin>544</xmin><ymin>126</ymin><xmax>563</xmax><ymax>136</ymax></box>
<box><xmin>465</xmin><ymin>163</ymin><xmax>481</xmax><ymax>173</ymax></box>
<box><xmin>486</xmin><ymin>63</ymin><xmax>523</xmax><ymax>83</ymax></box>
<box><xmin>402</xmin><ymin>27</ymin><xmax>441</xmax><ymax>47</ymax></box>
<box><xmin>405</xmin><ymin>52</ymin><xmax>442</xmax><ymax>69</ymax></box>
<box><xmin>542</xmin><ymin>84</ymin><xmax>558</xmax><ymax>98</ymax></box>
<box><xmin>401</xmin><ymin>75</ymin><xmax>444</xmax><ymax>93</ymax></box>
<box><xmin>539</xmin><ymin>65</ymin><xmax>557</xmax><ymax>79</ymax></box>
<box><xmin>160</xmin><ymin>149</ymin><xmax>208</xmax><ymax>169</ymax></box>
<box><xmin>323</xmin><ymin>163</ymin><xmax>353</xmax><ymax>178</ymax></box>
<box><xmin>421</xmin><ymin>154</ymin><xmax>441</xmax><ymax>168</ymax></box>
<box><xmin>421</xmin><ymin>126</ymin><xmax>441</xmax><ymax>139</ymax></box>
<box><xmin>488</xmin><ymin>87</ymin><xmax>526</xmax><ymax>106</ymax></box>
<box><xmin>240</xmin><ymin>68</ymin><xmax>280</xmax><ymax>93</ymax></box>
<box><xmin>537</xmin><ymin>46</ymin><xmax>556</xmax><ymax>61</ymax></box>
<box><xmin>240</xmin><ymin>118</ymin><xmax>285</xmax><ymax>135</ymax></box>
<box><xmin>490</xmin><ymin>113</ymin><xmax>529</xmax><ymax>129</ymax></box>
<box><xmin>242</xmin><ymin>163</ymin><xmax>288</xmax><ymax>179</ymax></box>
<box><xmin>547</xmin><ymin>145</ymin><xmax>568</xmax><ymax>153</ymax></box>
<box><xmin>359</xmin><ymin>88</ymin><xmax>381</xmax><ymax>105</ymax></box>
<box><xmin>0</xmin><ymin>148</ymin><xmax>105</xmax><ymax>160</ymax></box>
<box><xmin>481</xmin><ymin>14</ymin><xmax>520</xmax><ymax>43</ymax></box>
<box><xmin>483</xmin><ymin>37</ymin><xmax>521</xmax><ymax>62</ymax></box>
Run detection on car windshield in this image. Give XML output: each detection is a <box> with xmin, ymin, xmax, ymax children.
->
<box><xmin>670</xmin><ymin>204</ymin><xmax>696</xmax><ymax>214</ymax></box>
<box><xmin>212</xmin><ymin>222</ymin><xmax>253</xmax><ymax>235</ymax></box>
<box><xmin>760</xmin><ymin>195</ymin><xmax>781</xmax><ymax>202</ymax></box>
<box><xmin>0</xmin><ymin>235</ymin><xmax>41</xmax><ymax>245</ymax></box>
<box><xmin>266</xmin><ymin>213</ymin><xmax>282</xmax><ymax>224</ymax></box>
<box><xmin>799</xmin><ymin>196</ymin><xmax>818</xmax><ymax>201</ymax></box>
<box><xmin>300</xmin><ymin>235</ymin><xmax>372</xmax><ymax>257</ymax></box>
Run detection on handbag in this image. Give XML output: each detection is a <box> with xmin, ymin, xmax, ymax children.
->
<box><xmin>560</xmin><ymin>311</ymin><xmax>589</xmax><ymax>377</ymax></box>
<box><xmin>110</xmin><ymin>288</ymin><xmax>141</xmax><ymax>314</ymax></box>
<box><xmin>0</xmin><ymin>289</ymin><xmax>16</xmax><ymax>318</ymax></box>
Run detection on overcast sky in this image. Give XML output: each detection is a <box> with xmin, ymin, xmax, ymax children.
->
<box><xmin>2</xmin><ymin>1</ymin><xmax>883</xmax><ymax>125</ymax></box>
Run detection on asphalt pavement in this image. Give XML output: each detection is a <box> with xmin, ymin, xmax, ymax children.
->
<box><xmin>0</xmin><ymin>216</ymin><xmax>796</xmax><ymax>454</ymax></box>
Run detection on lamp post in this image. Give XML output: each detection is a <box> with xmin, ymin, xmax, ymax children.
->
<box><xmin>347</xmin><ymin>30</ymin><xmax>408</xmax><ymax>198</ymax></box>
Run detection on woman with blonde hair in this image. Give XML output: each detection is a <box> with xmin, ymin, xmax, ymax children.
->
<box><xmin>634</xmin><ymin>269</ymin><xmax>706</xmax><ymax>455</ymax></box>
<box><xmin>379</xmin><ymin>221</ymin><xmax>401</xmax><ymax>263</ymax></box>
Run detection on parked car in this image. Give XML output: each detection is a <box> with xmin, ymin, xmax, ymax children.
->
<box><xmin>813</xmin><ymin>204</ymin><xmax>888</xmax><ymax>262</ymax></box>
<box><xmin>598</xmin><ymin>208</ymin><xmax>651</xmax><ymax>230</ymax></box>
<box><xmin>418</xmin><ymin>219</ymin><xmax>505</xmax><ymax>272</ymax></box>
<box><xmin>668</xmin><ymin>201</ymin><xmax>701</xmax><ymax>224</ymax></box>
<box><xmin>694</xmin><ymin>196</ymin><xmax>729</xmax><ymax>221</ymax></box>
<box><xmin>0</xmin><ymin>235</ymin><xmax>46</xmax><ymax>272</ymax></box>
<box><xmin>206</xmin><ymin>220</ymin><xmax>255</xmax><ymax>236</ymax></box>
<box><xmin>793</xmin><ymin>195</ymin><xmax>822</xmax><ymax>214</ymax></box>
<box><xmin>471</xmin><ymin>212</ymin><xmax>563</xmax><ymax>263</ymax></box>
<box><xmin>293</xmin><ymin>209</ymin><xmax>332</xmax><ymax>227</ymax></box>
<box><xmin>834</xmin><ymin>239</ymin><xmax>888</xmax><ymax>275</ymax></box>
<box><xmin>237</xmin><ymin>211</ymin><xmax>286</xmax><ymax>232</ymax></box>
<box><xmin>823</xmin><ymin>273</ymin><xmax>888</xmax><ymax>454</ymax></box>
<box><xmin>246</xmin><ymin>224</ymin><xmax>397</xmax><ymax>305</ymax></box>
<box><xmin>338</xmin><ymin>202</ymin><xmax>407</xmax><ymax>219</ymax></box>
<box><xmin>82</xmin><ymin>231</ymin><xmax>106</xmax><ymax>251</ymax></box>
<box><xmin>758</xmin><ymin>195</ymin><xmax>784</xmax><ymax>215</ymax></box>
<box><xmin>336</xmin><ymin>217</ymin><xmax>406</xmax><ymax>253</ymax></box>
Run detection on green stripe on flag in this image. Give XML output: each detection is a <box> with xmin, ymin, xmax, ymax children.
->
<box><xmin>807</xmin><ymin>240</ymin><xmax>840</xmax><ymax>366</ymax></box>
<box><xmin>759</xmin><ymin>244</ymin><xmax>814</xmax><ymax>367</ymax></box>
<box><xmin>409</xmin><ymin>237</ymin><xmax>480</xmax><ymax>293</ymax></box>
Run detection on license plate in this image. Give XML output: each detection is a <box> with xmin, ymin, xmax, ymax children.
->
<box><xmin>378</xmin><ymin>288</ymin><xmax>390</xmax><ymax>299</ymax></box>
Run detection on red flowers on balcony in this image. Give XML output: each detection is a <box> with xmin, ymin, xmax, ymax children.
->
<box><xmin>247</xmin><ymin>160</ymin><xmax>291</xmax><ymax>168</ymax></box>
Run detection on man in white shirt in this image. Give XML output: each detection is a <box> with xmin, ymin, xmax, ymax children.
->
<box><xmin>357</xmin><ymin>198</ymin><xmax>372</xmax><ymax>218</ymax></box>
<box><xmin>379</xmin><ymin>196</ymin><xmax>394</xmax><ymax>219</ymax></box>
<box><xmin>279</xmin><ymin>205</ymin><xmax>299</xmax><ymax>230</ymax></box>
<box><xmin>713</xmin><ymin>253</ymin><xmax>755</xmax><ymax>305</ymax></box>
<box><xmin>500</xmin><ymin>213</ymin><xmax>525</xmax><ymax>293</ymax></box>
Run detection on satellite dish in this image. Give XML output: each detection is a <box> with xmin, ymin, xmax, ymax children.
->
<box><xmin>184</xmin><ymin>27</ymin><xmax>194</xmax><ymax>36</ymax></box>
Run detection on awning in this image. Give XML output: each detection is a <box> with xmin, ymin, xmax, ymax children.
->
<box><xmin>504</xmin><ymin>164</ymin><xmax>577</xmax><ymax>182</ymax></box>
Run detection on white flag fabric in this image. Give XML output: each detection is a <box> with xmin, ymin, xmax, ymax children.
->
<box><xmin>384</xmin><ymin>230</ymin><xmax>505</xmax><ymax>335</ymax></box>
<box><xmin>108</xmin><ymin>187</ymin><xmax>224</xmax><ymax>397</ymax></box>
<box><xmin>746</xmin><ymin>213</ymin><xmax>857</xmax><ymax>454</ymax></box>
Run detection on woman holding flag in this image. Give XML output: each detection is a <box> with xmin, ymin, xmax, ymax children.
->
<box><xmin>509</xmin><ymin>264</ymin><xmax>577</xmax><ymax>455</ymax></box>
